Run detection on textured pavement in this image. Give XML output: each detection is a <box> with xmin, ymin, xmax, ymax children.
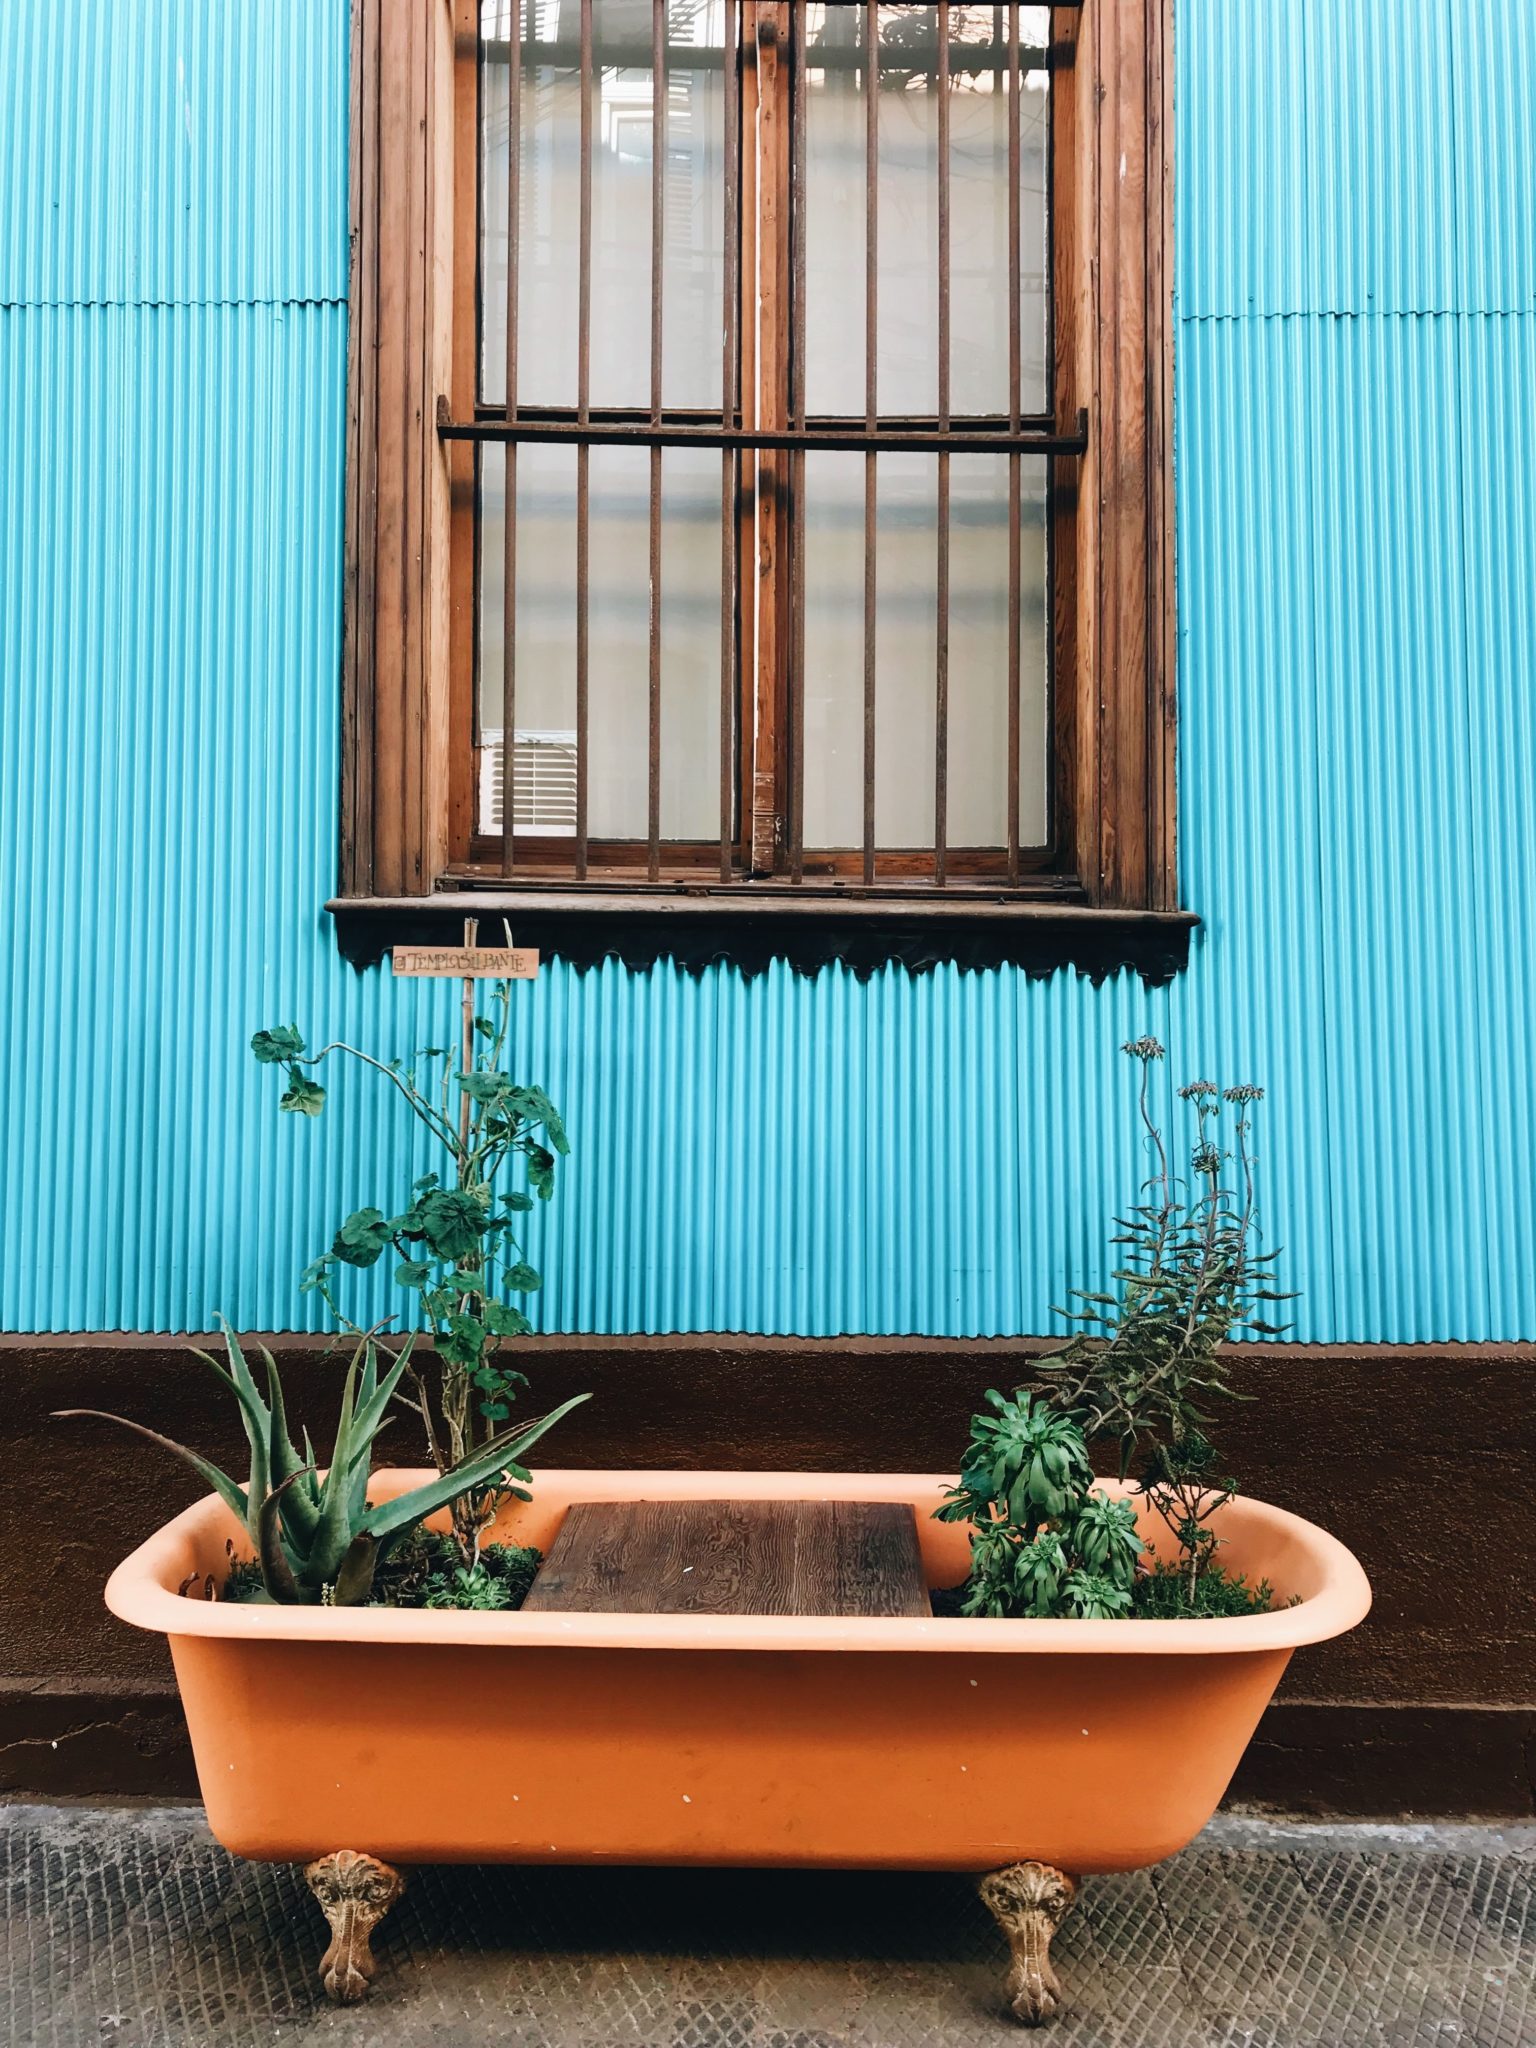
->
<box><xmin>3</xmin><ymin>1805</ymin><xmax>1533</xmax><ymax>2047</ymax></box>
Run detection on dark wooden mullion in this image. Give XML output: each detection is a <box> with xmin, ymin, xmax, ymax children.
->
<box><xmin>862</xmin><ymin>0</ymin><xmax>878</xmax><ymax>887</ymax></box>
<box><xmin>720</xmin><ymin>4</ymin><xmax>740</xmax><ymax>884</ymax></box>
<box><xmin>575</xmin><ymin>0</ymin><xmax>593</xmax><ymax>882</ymax></box>
<box><xmin>736</xmin><ymin>2</ymin><xmax>761</xmax><ymax>879</ymax></box>
<box><xmin>1006</xmin><ymin>1</ymin><xmax>1022</xmax><ymax>886</ymax></box>
<box><xmin>1049</xmin><ymin>1</ymin><xmax>1081</xmax><ymax>889</ymax></box>
<box><xmin>748</xmin><ymin>3</ymin><xmax>790</xmax><ymax>878</ymax></box>
<box><xmin>500</xmin><ymin>0</ymin><xmax>521</xmax><ymax>879</ymax></box>
<box><xmin>934</xmin><ymin>2</ymin><xmax>951</xmax><ymax>889</ymax></box>
<box><xmin>647</xmin><ymin>0</ymin><xmax>666</xmax><ymax>885</ymax></box>
<box><xmin>445</xmin><ymin>1</ymin><xmax>488</xmax><ymax>873</ymax></box>
<box><xmin>787</xmin><ymin>0</ymin><xmax>807</xmax><ymax>884</ymax></box>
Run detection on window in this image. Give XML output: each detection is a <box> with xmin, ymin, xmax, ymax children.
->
<box><xmin>338</xmin><ymin>2</ymin><xmax>1181</xmax><ymax>961</ymax></box>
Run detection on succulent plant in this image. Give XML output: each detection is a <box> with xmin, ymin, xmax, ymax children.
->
<box><xmin>1059</xmin><ymin>1570</ymin><xmax>1135</xmax><ymax>1620</ymax></box>
<box><xmin>936</xmin><ymin>1389</ymin><xmax>1096</xmax><ymax>1535</ymax></box>
<box><xmin>58</xmin><ymin>1320</ymin><xmax>587</xmax><ymax>1605</ymax></box>
<box><xmin>938</xmin><ymin>1388</ymin><xmax>1144</xmax><ymax>1621</ymax></box>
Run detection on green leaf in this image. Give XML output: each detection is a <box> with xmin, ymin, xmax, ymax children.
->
<box><xmin>279</xmin><ymin>1073</ymin><xmax>326</xmax><ymax>1117</ymax></box>
<box><xmin>527</xmin><ymin>1089</ymin><xmax>570</xmax><ymax>1155</ymax></box>
<box><xmin>297</xmin><ymin>1253</ymin><xmax>334</xmax><ymax>1294</ymax></box>
<box><xmin>500</xmin><ymin>1191</ymin><xmax>534</xmax><ymax>1213</ymax></box>
<box><xmin>252</xmin><ymin>1025</ymin><xmax>305</xmax><ymax>1064</ymax></box>
<box><xmin>502</xmin><ymin>1263</ymin><xmax>541</xmax><ymax>1293</ymax></box>
<box><xmin>526</xmin><ymin>1145</ymin><xmax>557</xmax><ymax>1199</ymax></box>
<box><xmin>438</xmin><ymin>1313</ymin><xmax>488</xmax><ymax>1366</ymax></box>
<box><xmin>188</xmin><ymin>1322</ymin><xmax>274</xmax><ymax>1516</ymax></box>
<box><xmin>459</xmin><ymin>1071</ymin><xmax>509</xmax><ymax>1105</ymax></box>
<box><xmin>483</xmin><ymin>1300</ymin><xmax>532</xmax><ymax>1338</ymax></box>
<box><xmin>331</xmin><ymin>1207</ymin><xmax>393</xmax><ymax>1268</ymax></box>
<box><xmin>415</xmin><ymin>1187</ymin><xmax>490</xmax><ymax>1260</ymax></box>
<box><xmin>387</xmin><ymin>1202</ymin><xmax>426</xmax><ymax>1240</ymax></box>
<box><xmin>347</xmin><ymin>1332</ymin><xmax>418</xmax><ymax>1449</ymax></box>
<box><xmin>395</xmin><ymin>1258</ymin><xmax>433</xmax><ymax>1289</ymax></box>
<box><xmin>331</xmin><ymin>1532</ymin><xmax>382</xmax><ymax>1605</ymax></box>
<box><xmin>54</xmin><ymin>1410</ymin><xmax>251</xmax><ymax>1534</ymax></box>
<box><xmin>360</xmin><ymin>1393</ymin><xmax>593</xmax><ymax>1543</ymax></box>
<box><xmin>256</xmin><ymin>1471</ymin><xmax>306</xmax><ymax>1602</ymax></box>
<box><xmin>261</xmin><ymin>1348</ymin><xmax>321</xmax><ymax>1546</ymax></box>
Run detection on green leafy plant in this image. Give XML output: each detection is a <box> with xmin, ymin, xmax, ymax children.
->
<box><xmin>220</xmin><ymin>1528</ymin><xmax>545</xmax><ymax>1612</ymax></box>
<box><xmin>58</xmin><ymin>1321</ymin><xmax>587</xmax><ymax>1605</ymax></box>
<box><xmin>423</xmin><ymin>1565</ymin><xmax>516</xmax><ymax>1611</ymax></box>
<box><xmin>253</xmin><ymin>976</ymin><xmax>570</xmax><ymax>1561</ymax></box>
<box><xmin>1034</xmin><ymin>1037</ymin><xmax>1292</xmax><ymax>1607</ymax></box>
<box><xmin>935</xmin><ymin>1390</ymin><xmax>1143</xmax><ymax>1619</ymax></box>
<box><xmin>1132</xmin><ymin>1560</ymin><xmax>1278</xmax><ymax>1620</ymax></box>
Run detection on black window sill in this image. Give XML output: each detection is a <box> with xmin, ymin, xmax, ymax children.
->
<box><xmin>327</xmin><ymin>886</ymin><xmax>1198</xmax><ymax>981</ymax></box>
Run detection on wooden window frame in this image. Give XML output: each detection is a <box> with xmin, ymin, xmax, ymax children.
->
<box><xmin>337</xmin><ymin>1</ymin><xmax>1181</xmax><ymax>954</ymax></box>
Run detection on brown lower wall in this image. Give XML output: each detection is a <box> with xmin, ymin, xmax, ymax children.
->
<box><xmin>4</xmin><ymin>1333</ymin><xmax>1533</xmax><ymax>1815</ymax></box>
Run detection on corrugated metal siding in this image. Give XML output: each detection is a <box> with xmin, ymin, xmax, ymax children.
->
<box><xmin>0</xmin><ymin>1</ymin><xmax>1533</xmax><ymax>1340</ymax></box>
<box><xmin>0</xmin><ymin>0</ymin><xmax>347</xmax><ymax>308</ymax></box>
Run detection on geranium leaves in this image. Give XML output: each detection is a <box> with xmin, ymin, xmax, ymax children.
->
<box><xmin>253</xmin><ymin>1026</ymin><xmax>326</xmax><ymax>1115</ymax></box>
<box><xmin>484</xmin><ymin>1300</ymin><xmax>532</xmax><ymax>1335</ymax></box>
<box><xmin>279</xmin><ymin>1074</ymin><xmax>326</xmax><ymax>1116</ymax></box>
<box><xmin>408</xmin><ymin>1187</ymin><xmax>490</xmax><ymax>1261</ymax></box>
<box><xmin>255</xmin><ymin>994</ymin><xmax>573</xmax><ymax>1459</ymax></box>
<box><xmin>251</xmin><ymin>1025</ymin><xmax>305</xmax><ymax>1065</ymax></box>
<box><xmin>330</xmin><ymin>1207</ymin><xmax>393</xmax><ymax>1267</ymax></box>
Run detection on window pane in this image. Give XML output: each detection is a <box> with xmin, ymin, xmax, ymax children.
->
<box><xmin>800</xmin><ymin>450</ymin><xmax>1047</xmax><ymax>852</ymax></box>
<box><xmin>478</xmin><ymin>443</ymin><xmax>724</xmax><ymax>843</ymax></box>
<box><xmin>803</xmin><ymin>4</ymin><xmax>1050</xmax><ymax>420</ymax></box>
<box><xmin>481</xmin><ymin>1</ymin><xmax>729</xmax><ymax>413</ymax></box>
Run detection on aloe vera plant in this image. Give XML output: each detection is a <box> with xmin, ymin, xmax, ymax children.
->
<box><xmin>58</xmin><ymin>1321</ymin><xmax>588</xmax><ymax>1605</ymax></box>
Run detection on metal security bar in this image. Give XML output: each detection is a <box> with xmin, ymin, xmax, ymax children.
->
<box><xmin>455</xmin><ymin>2</ymin><xmax>1079</xmax><ymax>893</ymax></box>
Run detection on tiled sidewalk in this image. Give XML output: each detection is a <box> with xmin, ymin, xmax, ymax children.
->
<box><xmin>3</xmin><ymin>1805</ymin><xmax>1532</xmax><ymax>2047</ymax></box>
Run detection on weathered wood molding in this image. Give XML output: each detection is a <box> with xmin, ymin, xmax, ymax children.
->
<box><xmin>340</xmin><ymin>0</ymin><xmax>457</xmax><ymax>897</ymax></box>
<box><xmin>1054</xmin><ymin>0</ymin><xmax>1177</xmax><ymax>910</ymax></box>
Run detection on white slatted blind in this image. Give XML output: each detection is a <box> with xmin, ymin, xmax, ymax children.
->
<box><xmin>479</xmin><ymin>729</ymin><xmax>580</xmax><ymax>836</ymax></box>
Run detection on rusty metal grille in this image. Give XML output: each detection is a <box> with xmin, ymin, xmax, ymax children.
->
<box><xmin>446</xmin><ymin>2</ymin><xmax>1084</xmax><ymax>894</ymax></box>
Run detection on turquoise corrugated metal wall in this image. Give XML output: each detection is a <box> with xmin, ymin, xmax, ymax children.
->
<box><xmin>1</xmin><ymin>1</ymin><xmax>1532</xmax><ymax>1341</ymax></box>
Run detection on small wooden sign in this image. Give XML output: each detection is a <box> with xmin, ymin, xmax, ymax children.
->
<box><xmin>391</xmin><ymin>946</ymin><xmax>540</xmax><ymax>979</ymax></box>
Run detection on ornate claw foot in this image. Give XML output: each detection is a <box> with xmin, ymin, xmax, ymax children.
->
<box><xmin>303</xmin><ymin>1850</ymin><xmax>405</xmax><ymax>2004</ymax></box>
<box><xmin>978</xmin><ymin>1861</ymin><xmax>1080</xmax><ymax>2027</ymax></box>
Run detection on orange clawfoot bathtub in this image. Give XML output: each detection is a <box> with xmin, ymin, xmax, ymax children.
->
<box><xmin>105</xmin><ymin>1469</ymin><xmax>1370</xmax><ymax>2020</ymax></box>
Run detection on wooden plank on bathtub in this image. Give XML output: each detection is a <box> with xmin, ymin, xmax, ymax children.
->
<box><xmin>522</xmin><ymin>1499</ymin><xmax>931</xmax><ymax>1618</ymax></box>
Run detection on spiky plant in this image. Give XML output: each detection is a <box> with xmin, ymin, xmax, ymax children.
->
<box><xmin>58</xmin><ymin>1320</ymin><xmax>587</xmax><ymax>1605</ymax></box>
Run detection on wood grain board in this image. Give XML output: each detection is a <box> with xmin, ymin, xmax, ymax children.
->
<box><xmin>522</xmin><ymin>1498</ymin><xmax>931</xmax><ymax>1619</ymax></box>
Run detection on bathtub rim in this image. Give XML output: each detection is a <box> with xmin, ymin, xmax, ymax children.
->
<box><xmin>106</xmin><ymin>1467</ymin><xmax>1370</xmax><ymax>1655</ymax></box>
